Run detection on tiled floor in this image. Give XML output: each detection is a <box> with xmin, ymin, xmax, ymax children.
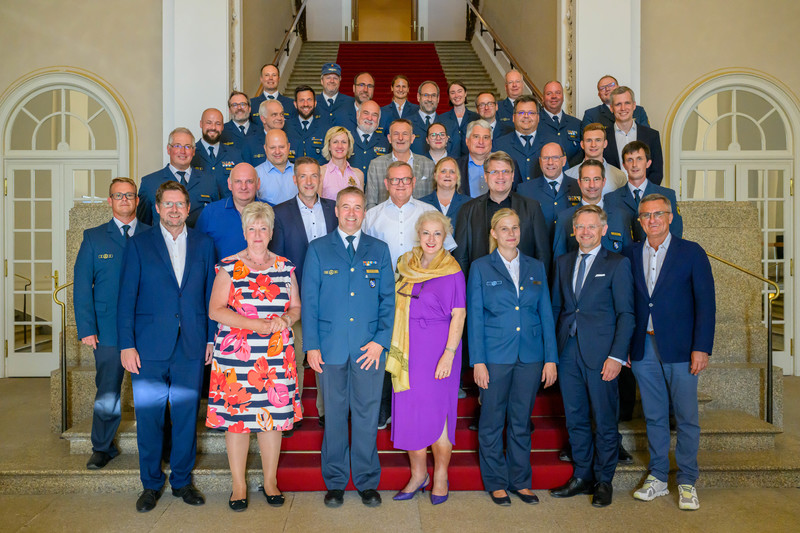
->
<box><xmin>1</xmin><ymin>377</ymin><xmax>798</xmax><ymax>532</ymax></box>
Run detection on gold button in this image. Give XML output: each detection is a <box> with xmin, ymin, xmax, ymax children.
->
<box><xmin>350</xmin><ymin>267</ymin><xmax>355</xmax><ymax>272</ymax></box>
<box><xmin>349</xmin><ymin>317</ymin><xmax>354</xmax><ymax>322</ymax></box>
<box><xmin>520</xmin><ymin>286</ymin><xmax>524</xmax><ymax>291</ymax></box>
<box><xmin>515</xmin><ymin>306</ymin><xmax>519</xmax><ymax>311</ymax></box>
<box><xmin>516</xmin><ymin>327</ymin><xmax>521</xmax><ymax>331</ymax></box>
<box><xmin>350</xmin><ymin>292</ymin><xmax>355</xmax><ymax>296</ymax></box>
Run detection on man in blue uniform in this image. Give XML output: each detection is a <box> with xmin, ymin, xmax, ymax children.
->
<box><xmin>339</xmin><ymin>72</ymin><xmax>380</xmax><ymax>137</ymax></box>
<box><xmin>316</xmin><ymin>63</ymin><xmax>355</xmax><ymax>126</ymax></box>
<box><xmin>408</xmin><ymin>80</ymin><xmax>461</xmax><ymax>157</ymax></box>
<box><xmin>538</xmin><ymin>81</ymin><xmax>583</xmax><ymax>162</ymax></box>
<box><xmin>285</xmin><ymin>85</ymin><xmax>331</xmax><ymax>164</ymax></box>
<box><xmin>494</xmin><ymin>95</ymin><xmax>546</xmax><ymax>182</ymax></box>
<box><xmin>220</xmin><ymin>91</ymin><xmax>259</xmax><ymax>161</ymax></box>
<box><xmin>191</xmin><ymin>108</ymin><xmax>246</xmax><ymax>199</ymax></box>
<box><xmin>348</xmin><ymin>100</ymin><xmax>390</xmax><ymax>175</ymax></box>
<box><xmin>250</xmin><ymin>63</ymin><xmax>294</xmax><ymax>123</ymax></box>
<box><xmin>496</xmin><ymin>69</ymin><xmax>524</xmax><ymax>125</ymax></box>
<box><xmin>474</xmin><ymin>92</ymin><xmax>514</xmax><ymax>140</ymax></box>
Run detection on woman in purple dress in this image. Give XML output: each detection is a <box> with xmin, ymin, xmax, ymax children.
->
<box><xmin>387</xmin><ymin>210</ymin><xmax>466</xmax><ymax>505</ymax></box>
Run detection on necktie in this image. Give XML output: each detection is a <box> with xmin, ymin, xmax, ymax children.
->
<box><xmin>553</xmin><ymin>115</ymin><xmax>560</xmax><ymax>127</ymax></box>
<box><xmin>176</xmin><ymin>170</ymin><xmax>187</xmax><ymax>186</ymax></box>
<box><xmin>634</xmin><ymin>188</ymin><xmax>641</xmax><ymax>206</ymax></box>
<box><xmin>363</xmin><ymin>133</ymin><xmax>370</xmax><ymax>144</ymax></box>
<box><xmin>239</xmin><ymin>125</ymin><xmax>245</xmax><ymax>135</ymax></box>
<box><xmin>267</xmin><ymin>95</ymin><xmax>275</xmax><ymax>100</ymax></box>
<box><xmin>208</xmin><ymin>146</ymin><xmax>215</xmax><ymax>160</ymax></box>
<box><xmin>122</xmin><ymin>224</ymin><xmax>131</xmax><ymax>239</ymax></box>
<box><xmin>575</xmin><ymin>253</ymin><xmax>589</xmax><ymax>300</ymax></box>
<box><xmin>302</xmin><ymin>120</ymin><xmax>309</xmax><ymax>131</ymax></box>
<box><xmin>328</xmin><ymin>98</ymin><xmax>334</xmax><ymax>107</ymax></box>
<box><xmin>548</xmin><ymin>180</ymin><xmax>558</xmax><ymax>195</ymax></box>
<box><xmin>425</xmin><ymin>115</ymin><xmax>432</xmax><ymax>128</ymax></box>
<box><xmin>522</xmin><ymin>135</ymin><xmax>532</xmax><ymax>148</ymax></box>
<box><xmin>346</xmin><ymin>235</ymin><xmax>355</xmax><ymax>260</ymax></box>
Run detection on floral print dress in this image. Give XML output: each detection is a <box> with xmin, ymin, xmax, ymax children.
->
<box><xmin>206</xmin><ymin>255</ymin><xmax>302</xmax><ymax>432</ymax></box>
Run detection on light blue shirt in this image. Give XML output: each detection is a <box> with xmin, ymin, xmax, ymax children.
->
<box><xmin>255</xmin><ymin>159</ymin><xmax>297</xmax><ymax>205</ymax></box>
<box><xmin>468</xmin><ymin>155</ymin><xmax>487</xmax><ymax>198</ymax></box>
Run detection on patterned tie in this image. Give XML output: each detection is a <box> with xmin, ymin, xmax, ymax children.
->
<box><xmin>208</xmin><ymin>146</ymin><xmax>215</xmax><ymax>160</ymax></box>
<box><xmin>346</xmin><ymin>235</ymin><xmax>355</xmax><ymax>260</ymax></box>
<box><xmin>176</xmin><ymin>170</ymin><xmax>187</xmax><ymax>186</ymax></box>
<box><xmin>363</xmin><ymin>133</ymin><xmax>370</xmax><ymax>144</ymax></box>
<box><xmin>122</xmin><ymin>224</ymin><xmax>131</xmax><ymax>240</ymax></box>
<box><xmin>522</xmin><ymin>135</ymin><xmax>532</xmax><ymax>148</ymax></box>
<box><xmin>239</xmin><ymin>125</ymin><xmax>245</xmax><ymax>135</ymax></box>
<box><xmin>302</xmin><ymin>120</ymin><xmax>309</xmax><ymax>131</ymax></box>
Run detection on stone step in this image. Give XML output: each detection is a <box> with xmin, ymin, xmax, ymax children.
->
<box><xmin>698</xmin><ymin>362</ymin><xmax>783</xmax><ymax>428</ymax></box>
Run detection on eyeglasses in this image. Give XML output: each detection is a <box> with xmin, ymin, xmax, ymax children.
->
<box><xmin>428</xmin><ymin>132</ymin><xmax>447</xmax><ymax>139</ymax></box>
<box><xmin>110</xmin><ymin>192</ymin><xmax>136</xmax><ymax>200</ymax></box>
<box><xmin>355</xmin><ymin>83</ymin><xmax>375</xmax><ymax>90</ymax></box>
<box><xmin>387</xmin><ymin>177</ymin><xmax>413</xmax><ymax>185</ymax></box>
<box><xmin>574</xmin><ymin>224</ymin><xmax>603</xmax><ymax>231</ymax></box>
<box><xmin>397</xmin><ymin>281</ymin><xmax>425</xmax><ymax>299</ymax></box>
<box><xmin>160</xmin><ymin>201</ymin><xmax>187</xmax><ymax>209</ymax></box>
<box><xmin>486</xmin><ymin>169</ymin><xmax>512</xmax><ymax>177</ymax></box>
<box><xmin>516</xmin><ymin>111</ymin><xmax>537</xmax><ymax>117</ymax></box>
<box><xmin>169</xmin><ymin>144</ymin><xmax>194</xmax><ymax>151</ymax></box>
<box><xmin>419</xmin><ymin>93</ymin><xmax>438</xmax><ymax>99</ymax></box>
<box><xmin>229</xmin><ymin>102</ymin><xmax>249</xmax><ymax>109</ymax></box>
<box><xmin>638</xmin><ymin>211</ymin><xmax>670</xmax><ymax>221</ymax></box>
<box><xmin>540</xmin><ymin>155</ymin><xmax>564</xmax><ymax>162</ymax></box>
<box><xmin>599</xmin><ymin>81</ymin><xmax>617</xmax><ymax>91</ymax></box>
<box><xmin>476</xmin><ymin>102</ymin><xmax>496</xmax><ymax>109</ymax></box>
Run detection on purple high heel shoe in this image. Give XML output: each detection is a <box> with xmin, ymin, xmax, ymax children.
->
<box><xmin>431</xmin><ymin>481</ymin><xmax>449</xmax><ymax>505</ymax></box>
<box><xmin>393</xmin><ymin>474</ymin><xmax>430</xmax><ymax>501</ymax></box>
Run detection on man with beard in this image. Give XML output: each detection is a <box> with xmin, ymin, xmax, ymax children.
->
<box><xmin>408</xmin><ymin>80</ymin><xmax>461</xmax><ymax>157</ymax></box>
<box><xmin>349</xmin><ymin>100</ymin><xmax>390</xmax><ymax>174</ymax></box>
<box><xmin>250</xmin><ymin>63</ymin><xmax>294</xmax><ymax>123</ymax></box>
<box><xmin>316</xmin><ymin>63</ymin><xmax>355</xmax><ymax>125</ymax></box>
<box><xmin>220</xmin><ymin>91</ymin><xmax>259</xmax><ymax>161</ymax></box>
<box><xmin>286</xmin><ymin>85</ymin><xmax>331</xmax><ymax>164</ymax></box>
<box><xmin>340</xmin><ymin>72</ymin><xmax>381</xmax><ymax>137</ymax></box>
<box><xmin>191</xmin><ymin>108</ymin><xmax>246</xmax><ymax>199</ymax></box>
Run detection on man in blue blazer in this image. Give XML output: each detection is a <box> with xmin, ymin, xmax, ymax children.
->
<box><xmin>348</xmin><ymin>100</ymin><xmax>390</xmax><ymax>175</ymax></box>
<box><xmin>137</xmin><ymin>128</ymin><xmax>220</xmax><ymax>228</ymax></box>
<box><xmin>409</xmin><ymin>80</ymin><xmax>461</xmax><ymax>158</ymax></box>
<box><xmin>549</xmin><ymin>205</ymin><xmax>634</xmax><ymax>507</ymax></box>
<box><xmin>537</xmin><ymin>81</ymin><xmax>583</xmax><ymax>162</ymax></box>
<box><xmin>220</xmin><ymin>91</ymin><xmax>260</xmax><ymax>161</ymax></box>
<box><xmin>316</xmin><ymin>63</ymin><xmax>356</xmax><ymax>126</ymax></box>
<box><xmin>74</xmin><ymin>177</ymin><xmax>149</xmax><ymax>470</ymax></box>
<box><xmin>494</xmin><ymin>96</ymin><xmax>547</xmax><ymax>183</ymax></box>
<box><xmin>603</xmin><ymin>86</ymin><xmax>663</xmax><ymax>184</ymax></box>
<box><xmin>191</xmin><ymin>108</ymin><xmax>247</xmax><ymax>199</ymax></box>
<box><xmin>118</xmin><ymin>181</ymin><xmax>216</xmax><ymax>513</ymax></box>
<box><xmin>604</xmin><ymin>141</ymin><xmax>683</xmax><ymax>242</ymax></box>
<box><xmin>302</xmin><ymin>186</ymin><xmax>395</xmax><ymax>508</ymax></box>
<box><xmin>625</xmin><ymin>193</ymin><xmax>715</xmax><ymax>511</ymax></box>
<box><xmin>581</xmin><ymin>75</ymin><xmax>650</xmax><ymax>132</ymax></box>
<box><xmin>249</xmin><ymin>63</ymin><xmax>294</xmax><ymax>123</ymax></box>
<box><xmin>285</xmin><ymin>85</ymin><xmax>332</xmax><ymax>164</ymax></box>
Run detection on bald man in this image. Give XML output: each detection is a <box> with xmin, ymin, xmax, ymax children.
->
<box><xmin>255</xmin><ymin>129</ymin><xmax>297</xmax><ymax>205</ymax></box>
<box><xmin>191</xmin><ymin>108</ymin><xmax>247</xmax><ymax>199</ymax></box>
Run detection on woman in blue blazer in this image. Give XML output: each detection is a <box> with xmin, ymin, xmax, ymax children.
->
<box><xmin>420</xmin><ymin>157</ymin><xmax>471</xmax><ymax>227</ymax></box>
<box><xmin>467</xmin><ymin>208</ymin><xmax>558</xmax><ymax>506</ymax></box>
<box><xmin>440</xmin><ymin>81</ymin><xmax>480</xmax><ymax>156</ymax></box>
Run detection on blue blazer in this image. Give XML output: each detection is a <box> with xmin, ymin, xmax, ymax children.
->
<box><xmin>623</xmin><ymin>236</ymin><xmax>715</xmax><ymax>363</ymax></box>
<box><xmin>317</xmin><ymin>93</ymin><xmax>356</xmax><ymax>126</ymax></box>
<box><xmin>581</xmin><ymin>103</ymin><xmax>650</xmax><ymax>132</ymax></box>
<box><xmin>440</xmin><ymin>107</ymin><xmax>479</xmax><ymax>155</ymax></box>
<box><xmin>551</xmin><ymin>247</ymin><xmax>635</xmax><ymax>369</ymax></box>
<box><xmin>348</xmin><ymin>130</ymin><xmax>391</xmax><ymax>175</ymax></box>
<box><xmin>301</xmin><ymin>231</ymin><xmax>395</xmax><ymax>365</ymax></box>
<box><xmin>250</xmin><ymin>92</ymin><xmax>295</xmax><ymax>123</ymax></box>
<box><xmin>409</xmin><ymin>112</ymin><xmax>462</xmax><ymax>158</ymax></box>
<box><xmin>419</xmin><ymin>190</ymin><xmax>471</xmax><ymax>227</ymax></box>
<box><xmin>285</xmin><ymin>114</ymin><xmax>332</xmax><ymax>164</ymax></box>
<box><xmin>516</xmin><ymin>175</ymin><xmax>582</xmax><ymax>243</ymax></box>
<box><xmin>220</xmin><ymin>120</ymin><xmax>259</xmax><ymax>162</ymax></box>
<box><xmin>136</xmin><ymin>165</ymin><xmax>220</xmax><ymax>228</ymax></box>
<box><xmin>552</xmin><ymin>203</ymin><xmax>634</xmax><ymax>260</ymax></box>
<box><xmin>467</xmin><ymin>250</ymin><xmax>558</xmax><ymax>366</ymax></box>
<box><xmin>117</xmin><ymin>226</ymin><xmax>216</xmax><ymax>361</ymax></box>
<box><xmin>537</xmin><ymin>110</ymin><xmax>583</xmax><ymax>161</ymax></box>
<box><xmin>604</xmin><ymin>181</ymin><xmax>683</xmax><ymax>241</ymax></box>
<box><xmin>603</xmin><ymin>123</ymin><xmax>663</xmax><ymax>185</ymax></box>
<box><xmin>270</xmin><ymin>196</ymin><xmax>338</xmax><ymax>292</ymax></box>
<box><xmin>73</xmin><ymin>220</ymin><xmax>149</xmax><ymax>346</ymax></box>
<box><xmin>494</xmin><ymin>130</ymin><xmax>547</xmax><ymax>182</ymax></box>
<box><xmin>191</xmin><ymin>142</ymin><xmax>246</xmax><ymax>199</ymax></box>
<box><xmin>380</xmin><ymin>101</ymin><xmax>420</xmax><ymax>130</ymax></box>
<box><xmin>496</xmin><ymin>98</ymin><xmax>515</xmax><ymax>125</ymax></box>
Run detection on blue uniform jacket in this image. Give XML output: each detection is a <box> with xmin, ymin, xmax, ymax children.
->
<box><xmin>136</xmin><ymin>165</ymin><xmax>220</xmax><ymax>228</ymax></box>
<box><xmin>250</xmin><ymin>92</ymin><xmax>295</xmax><ymax>123</ymax></box>
<box><xmin>220</xmin><ymin>120</ymin><xmax>258</xmax><ymax>162</ymax></box>
<box><xmin>604</xmin><ymin>181</ymin><xmax>683</xmax><ymax>241</ymax></box>
<box><xmin>496</xmin><ymin>98</ymin><xmax>515</xmax><ymax>125</ymax></box>
<box><xmin>551</xmin><ymin>203</ymin><xmax>634</xmax><ymax>260</ymax></box>
<box><xmin>516</xmin><ymin>175</ymin><xmax>582</xmax><ymax>243</ymax></box>
<box><xmin>440</xmin><ymin>107</ymin><xmax>479</xmax><ymax>156</ymax></box>
<box><xmin>191</xmin><ymin>142</ymin><xmax>246</xmax><ymax>199</ymax></box>
<box><xmin>73</xmin><ymin>219</ymin><xmax>149</xmax><ymax>346</ymax></box>
<box><xmin>537</xmin><ymin>110</ymin><xmax>583</xmax><ymax>161</ymax></box>
<box><xmin>317</xmin><ymin>93</ymin><xmax>356</xmax><ymax>125</ymax></box>
<box><xmin>301</xmin><ymin>231</ymin><xmax>395</xmax><ymax>365</ymax></box>
<box><xmin>285</xmin><ymin>114</ymin><xmax>332</xmax><ymax>164</ymax></box>
<box><xmin>467</xmin><ymin>250</ymin><xmax>558</xmax><ymax>366</ymax></box>
<box><xmin>408</xmin><ymin>112</ymin><xmax>462</xmax><ymax>158</ymax></box>
<box><xmin>494</xmin><ymin>130</ymin><xmax>548</xmax><ymax>183</ymax></box>
<box><xmin>380</xmin><ymin>101</ymin><xmax>420</xmax><ymax>130</ymax></box>
<box><xmin>419</xmin><ymin>190</ymin><xmax>471</xmax><ymax>227</ymax></box>
<box><xmin>348</xmin><ymin>130</ymin><xmax>391</xmax><ymax>175</ymax></box>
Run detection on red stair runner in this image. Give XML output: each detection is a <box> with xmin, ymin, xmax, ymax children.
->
<box><xmin>275</xmin><ymin>367</ymin><xmax>573</xmax><ymax>491</ymax></box>
<box><xmin>335</xmin><ymin>42</ymin><xmax>452</xmax><ymax>114</ymax></box>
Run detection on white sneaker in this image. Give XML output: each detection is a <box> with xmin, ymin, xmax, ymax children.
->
<box><xmin>633</xmin><ymin>475</ymin><xmax>669</xmax><ymax>501</ymax></box>
<box><xmin>678</xmin><ymin>484</ymin><xmax>700</xmax><ymax>510</ymax></box>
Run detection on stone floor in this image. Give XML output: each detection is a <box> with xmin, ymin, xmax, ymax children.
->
<box><xmin>1</xmin><ymin>377</ymin><xmax>799</xmax><ymax>533</ymax></box>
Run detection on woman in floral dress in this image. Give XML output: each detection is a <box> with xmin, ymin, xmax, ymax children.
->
<box><xmin>206</xmin><ymin>202</ymin><xmax>301</xmax><ymax>511</ymax></box>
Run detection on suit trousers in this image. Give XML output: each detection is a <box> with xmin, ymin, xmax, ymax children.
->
<box><xmin>478</xmin><ymin>360</ymin><xmax>543</xmax><ymax>492</ymax></box>
<box><xmin>632</xmin><ymin>335</ymin><xmax>700</xmax><ymax>485</ymax></box>
<box><xmin>319</xmin><ymin>355</ymin><xmax>385</xmax><ymax>491</ymax></box>
<box><xmin>130</xmin><ymin>347</ymin><xmax>205</xmax><ymax>491</ymax></box>
<box><xmin>91</xmin><ymin>344</ymin><xmax>126</xmax><ymax>456</ymax></box>
<box><xmin>559</xmin><ymin>336</ymin><xmax>620</xmax><ymax>483</ymax></box>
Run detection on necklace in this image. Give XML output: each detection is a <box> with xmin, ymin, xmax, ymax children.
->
<box><xmin>245</xmin><ymin>250</ymin><xmax>271</xmax><ymax>267</ymax></box>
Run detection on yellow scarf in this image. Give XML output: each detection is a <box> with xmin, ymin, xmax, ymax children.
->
<box><xmin>386</xmin><ymin>247</ymin><xmax>461</xmax><ymax>392</ymax></box>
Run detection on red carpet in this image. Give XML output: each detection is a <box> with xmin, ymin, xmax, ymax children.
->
<box><xmin>276</xmin><ymin>367</ymin><xmax>573</xmax><ymax>491</ymax></box>
<box><xmin>335</xmin><ymin>42</ymin><xmax>452</xmax><ymax>114</ymax></box>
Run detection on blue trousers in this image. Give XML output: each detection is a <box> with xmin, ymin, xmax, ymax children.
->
<box><xmin>632</xmin><ymin>335</ymin><xmax>700</xmax><ymax>485</ymax></box>
<box><xmin>478</xmin><ymin>361</ymin><xmax>543</xmax><ymax>492</ymax></box>
<box><xmin>130</xmin><ymin>350</ymin><xmax>204</xmax><ymax>491</ymax></box>
<box><xmin>318</xmin><ymin>355</ymin><xmax>385</xmax><ymax>491</ymax></box>
<box><xmin>91</xmin><ymin>344</ymin><xmax>125</xmax><ymax>456</ymax></box>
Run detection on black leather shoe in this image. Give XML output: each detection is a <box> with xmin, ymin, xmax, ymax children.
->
<box><xmin>549</xmin><ymin>477</ymin><xmax>595</xmax><ymax>498</ymax></box>
<box><xmin>294</xmin><ymin>420</ymin><xmax>303</xmax><ymax>429</ymax></box>
<box><xmin>229</xmin><ymin>492</ymin><xmax>247</xmax><ymax>512</ymax></box>
<box><xmin>509</xmin><ymin>489</ymin><xmax>539</xmax><ymax>504</ymax></box>
<box><xmin>282</xmin><ymin>429</ymin><xmax>294</xmax><ymax>438</ymax></box>
<box><xmin>136</xmin><ymin>488</ymin><xmax>162</xmax><ymax>512</ymax></box>
<box><xmin>489</xmin><ymin>491</ymin><xmax>511</xmax><ymax>506</ymax></box>
<box><xmin>172</xmin><ymin>484</ymin><xmax>205</xmax><ymax>505</ymax></box>
<box><xmin>618</xmin><ymin>444</ymin><xmax>633</xmax><ymax>465</ymax></box>
<box><xmin>558</xmin><ymin>448</ymin><xmax>573</xmax><ymax>462</ymax></box>
<box><xmin>324</xmin><ymin>489</ymin><xmax>344</xmax><ymax>508</ymax></box>
<box><xmin>319</xmin><ymin>416</ymin><xmax>325</xmax><ymax>428</ymax></box>
<box><xmin>592</xmin><ymin>482</ymin><xmax>613</xmax><ymax>507</ymax></box>
<box><xmin>359</xmin><ymin>489</ymin><xmax>382</xmax><ymax>507</ymax></box>
<box><xmin>469</xmin><ymin>406</ymin><xmax>481</xmax><ymax>431</ymax></box>
<box><xmin>86</xmin><ymin>451</ymin><xmax>112</xmax><ymax>470</ymax></box>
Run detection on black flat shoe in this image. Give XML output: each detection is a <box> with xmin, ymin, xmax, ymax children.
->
<box><xmin>489</xmin><ymin>491</ymin><xmax>511</xmax><ymax>506</ymax></box>
<box><xmin>550</xmin><ymin>477</ymin><xmax>595</xmax><ymax>498</ymax></box>
<box><xmin>324</xmin><ymin>489</ymin><xmax>344</xmax><ymax>507</ymax></box>
<box><xmin>172</xmin><ymin>483</ymin><xmax>205</xmax><ymax>505</ymax></box>
<box><xmin>86</xmin><ymin>451</ymin><xmax>112</xmax><ymax>470</ymax></box>
<box><xmin>358</xmin><ymin>488</ymin><xmax>382</xmax><ymax>507</ymax></box>
<box><xmin>319</xmin><ymin>416</ymin><xmax>325</xmax><ymax>428</ymax></box>
<box><xmin>509</xmin><ymin>489</ymin><xmax>539</xmax><ymax>504</ymax></box>
<box><xmin>592</xmin><ymin>482</ymin><xmax>613</xmax><ymax>507</ymax></box>
<box><xmin>136</xmin><ymin>488</ymin><xmax>162</xmax><ymax>512</ymax></box>
<box><xmin>618</xmin><ymin>444</ymin><xmax>633</xmax><ymax>465</ymax></box>
<box><xmin>265</xmin><ymin>493</ymin><xmax>285</xmax><ymax>507</ymax></box>
<box><xmin>229</xmin><ymin>492</ymin><xmax>248</xmax><ymax>512</ymax></box>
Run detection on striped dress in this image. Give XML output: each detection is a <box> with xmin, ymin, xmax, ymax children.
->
<box><xmin>205</xmin><ymin>255</ymin><xmax>302</xmax><ymax>432</ymax></box>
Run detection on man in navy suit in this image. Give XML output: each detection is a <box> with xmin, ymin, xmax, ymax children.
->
<box><xmin>494</xmin><ymin>95</ymin><xmax>546</xmax><ymax>182</ymax></box>
<box><xmin>549</xmin><ymin>205</ymin><xmax>635</xmax><ymax>507</ymax></box>
<box><xmin>285</xmin><ymin>85</ymin><xmax>331</xmax><ymax>164</ymax></box>
<box><xmin>191</xmin><ymin>108</ymin><xmax>246</xmax><ymax>199</ymax></box>
<box><xmin>220</xmin><ymin>91</ymin><xmax>259</xmax><ymax>162</ymax></box>
<box><xmin>581</xmin><ymin>75</ymin><xmax>650</xmax><ymax>132</ymax></box>
<box><xmin>625</xmin><ymin>193</ymin><xmax>715</xmax><ymax>511</ymax></box>
<box><xmin>603</xmin><ymin>86</ymin><xmax>663</xmax><ymax>184</ymax></box>
<box><xmin>496</xmin><ymin>69</ymin><xmax>524</xmax><ymax>125</ymax></box>
<box><xmin>317</xmin><ymin>63</ymin><xmax>355</xmax><ymax>126</ymax></box>
<box><xmin>272</xmin><ymin>157</ymin><xmax>338</xmax><ymax>426</ymax></box>
<box><xmin>250</xmin><ymin>63</ymin><xmax>294</xmax><ymax>123</ymax></box>
<box><xmin>474</xmin><ymin>92</ymin><xmax>514</xmax><ymax>141</ymax></box>
<box><xmin>604</xmin><ymin>140</ymin><xmax>683</xmax><ymax>243</ymax></box>
<box><xmin>348</xmin><ymin>100</ymin><xmax>390</xmax><ymax>175</ymax></box>
<box><xmin>538</xmin><ymin>81</ymin><xmax>583</xmax><ymax>162</ymax></box>
<box><xmin>74</xmin><ymin>177</ymin><xmax>149</xmax><ymax>470</ymax></box>
<box><xmin>119</xmin><ymin>181</ymin><xmax>216</xmax><ymax>512</ymax></box>
<box><xmin>408</xmin><ymin>80</ymin><xmax>461</xmax><ymax>157</ymax></box>
<box><xmin>137</xmin><ymin>128</ymin><xmax>220</xmax><ymax>228</ymax></box>
<box><xmin>302</xmin><ymin>186</ymin><xmax>395</xmax><ymax>508</ymax></box>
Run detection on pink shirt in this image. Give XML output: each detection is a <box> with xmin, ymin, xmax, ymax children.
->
<box><xmin>321</xmin><ymin>162</ymin><xmax>363</xmax><ymax>201</ymax></box>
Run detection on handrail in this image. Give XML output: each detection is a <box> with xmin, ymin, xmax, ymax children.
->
<box><xmin>14</xmin><ymin>274</ymin><xmax>31</xmax><ymax>344</ymax></box>
<box><xmin>255</xmin><ymin>0</ymin><xmax>309</xmax><ymax>98</ymax></box>
<box><xmin>464</xmin><ymin>1</ymin><xmax>543</xmax><ymax>104</ymax></box>
<box><xmin>706</xmin><ymin>252</ymin><xmax>779</xmax><ymax>424</ymax></box>
<box><xmin>53</xmin><ymin>281</ymin><xmax>73</xmax><ymax>434</ymax></box>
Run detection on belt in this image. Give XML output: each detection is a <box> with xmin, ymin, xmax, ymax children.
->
<box><xmin>646</xmin><ymin>330</ymin><xmax>655</xmax><ymax>336</ymax></box>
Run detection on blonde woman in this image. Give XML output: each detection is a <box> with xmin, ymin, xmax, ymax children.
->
<box><xmin>319</xmin><ymin>126</ymin><xmax>364</xmax><ymax>200</ymax></box>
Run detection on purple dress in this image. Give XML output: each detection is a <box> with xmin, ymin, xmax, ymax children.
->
<box><xmin>391</xmin><ymin>271</ymin><xmax>467</xmax><ymax>451</ymax></box>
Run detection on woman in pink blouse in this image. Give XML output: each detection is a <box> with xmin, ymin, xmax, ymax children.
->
<box><xmin>319</xmin><ymin>126</ymin><xmax>365</xmax><ymax>201</ymax></box>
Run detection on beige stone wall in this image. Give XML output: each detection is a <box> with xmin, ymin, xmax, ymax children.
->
<box><xmin>242</xmin><ymin>0</ymin><xmax>296</xmax><ymax>97</ymax></box>
<box><xmin>0</xmin><ymin>0</ymin><xmax>163</xmax><ymax>179</ymax></box>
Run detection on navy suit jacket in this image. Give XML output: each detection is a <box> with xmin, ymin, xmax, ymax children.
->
<box><xmin>516</xmin><ymin>175</ymin><xmax>582</xmax><ymax>244</ymax></box>
<box><xmin>440</xmin><ymin>108</ymin><xmax>479</xmax><ymax>155</ymax></box>
<box><xmin>419</xmin><ymin>191</ymin><xmax>471</xmax><ymax>227</ymax></box>
<box><xmin>496</xmin><ymin>98</ymin><xmax>516</xmax><ymax>125</ymax></box>
<box><xmin>380</xmin><ymin>101</ymin><xmax>420</xmax><ymax>130</ymax></box>
<box><xmin>348</xmin><ymin>130</ymin><xmax>391</xmax><ymax>175</ymax></box>
<box><xmin>250</xmin><ymin>92</ymin><xmax>295</xmax><ymax>123</ymax></box>
<box><xmin>136</xmin><ymin>166</ymin><xmax>220</xmax><ymax>228</ymax></box>
<box><xmin>317</xmin><ymin>93</ymin><xmax>356</xmax><ymax>125</ymax></box>
<box><xmin>117</xmin><ymin>226</ymin><xmax>216</xmax><ymax>360</ymax></box>
<box><xmin>603</xmin><ymin>123</ymin><xmax>664</xmax><ymax>184</ymax></box>
<box><xmin>604</xmin><ymin>181</ymin><xmax>683</xmax><ymax>241</ymax></box>
<box><xmin>409</xmin><ymin>112</ymin><xmax>462</xmax><ymax>158</ymax></box>
<box><xmin>220</xmin><ymin>120</ymin><xmax>258</xmax><ymax>162</ymax></box>
<box><xmin>552</xmin><ymin>203</ymin><xmax>634</xmax><ymax>260</ymax></box>
<box><xmin>73</xmin><ymin>219</ymin><xmax>149</xmax><ymax>346</ymax></box>
<box><xmin>285</xmin><ymin>114</ymin><xmax>332</xmax><ymax>164</ymax></box>
<box><xmin>270</xmin><ymin>196</ymin><xmax>338</xmax><ymax>293</ymax></box>
<box><xmin>301</xmin><ymin>231</ymin><xmax>395</xmax><ymax>365</ymax></box>
<box><xmin>623</xmin><ymin>236</ymin><xmax>715</xmax><ymax>363</ymax></box>
<box><xmin>551</xmin><ymin>247</ymin><xmax>635</xmax><ymax>369</ymax></box>
<box><xmin>581</xmin><ymin>103</ymin><xmax>650</xmax><ymax>131</ymax></box>
<box><xmin>467</xmin><ymin>250</ymin><xmax>558</xmax><ymax>365</ymax></box>
<box><xmin>191</xmin><ymin>142</ymin><xmax>246</xmax><ymax>199</ymax></box>
<box><xmin>537</xmin><ymin>110</ymin><xmax>583</xmax><ymax>161</ymax></box>
<box><xmin>494</xmin><ymin>130</ymin><xmax>547</xmax><ymax>182</ymax></box>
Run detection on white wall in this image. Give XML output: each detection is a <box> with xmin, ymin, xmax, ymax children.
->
<box><xmin>307</xmin><ymin>0</ymin><xmax>349</xmax><ymax>40</ymax></box>
<box><xmin>425</xmin><ymin>0</ymin><xmax>465</xmax><ymax>41</ymax></box>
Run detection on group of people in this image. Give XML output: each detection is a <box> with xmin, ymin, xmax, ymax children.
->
<box><xmin>72</xmin><ymin>60</ymin><xmax>715</xmax><ymax>515</ymax></box>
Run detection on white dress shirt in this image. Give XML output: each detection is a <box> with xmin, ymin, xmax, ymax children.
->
<box><xmin>499</xmin><ymin>249</ymin><xmax>520</xmax><ymax>296</ymax></box>
<box><xmin>112</xmin><ymin>217</ymin><xmax>138</xmax><ymax>237</ymax></box>
<box><xmin>337</xmin><ymin>228</ymin><xmax>362</xmax><ymax>252</ymax></box>
<box><xmin>160</xmin><ymin>222</ymin><xmax>188</xmax><ymax>287</ymax></box>
<box><xmin>643</xmin><ymin>232</ymin><xmax>672</xmax><ymax>332</ymax></box>
<box><xmin>297</xmin><ymin>195</ymin><xmax>326</xmax><ymax>243</ymax></box>
<box><xmin>168</xmin><ymin>164</ymin><xmax>192</xmax><ymax>184</ymax></box>
<box><xmin>614</xmin><ymin>121</ymin><xmax>638</xmax><ymax>168</ymax></box>
<box><xmin>627</xmin><ymin>179</ymin><xmax>649</xmax><ymax>203</ymax></box>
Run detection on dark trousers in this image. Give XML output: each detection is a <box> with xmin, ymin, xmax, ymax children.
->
<box><xmin>478</xmin><ymin>360</ymin><xmax>543</xmax><ymax>492</ymax></box>
<box><xmin>319</xmin><ymin>355</ymin><xmax>385</xmax><ymax>491</ymax></box>
<box><xmin>91</xmin><ymin>345</ymin><xmax>125</xmax><ymax>456</ymax></box>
